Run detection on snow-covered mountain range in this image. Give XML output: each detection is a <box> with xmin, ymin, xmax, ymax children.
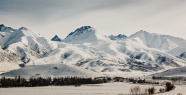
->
<box><xmin>1</xmin><ymin>24</ymin><xmax>186</xmax><ymax>77</ymax></box>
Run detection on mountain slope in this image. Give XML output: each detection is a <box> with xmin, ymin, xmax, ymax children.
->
<box><xmin>0</xmin><ymin>64</ymin><xmax>103</xmax><ymax>78</ymax></box>
<box><xmin>129</xmin><ymin>30</ymin><xmax>179</xmax><ymax>51</ymax></box>
<box><xmin>152</xmin><ymin>66</ymin><xmax>186</xmax><ymax>77</ymax></box>
<box><xmin>1</xmin><ymin>24</ymin><xmax>186</xmax><ymax>75</ymax></box>
<box><xmin>0</xmin><ymin>25</ymin><xmax>54</xmax><ymax>63</ymax></box>
<box><xmin>0</xmin><ymin>48</ymin><xmax>20</xmax><ymax>73</ymax></box>
<box><xmin>129</xmin><ymin>30</ymin><xmax>186</xmax><ymax>57</ymax></box>
<box><xmin>45</xmin><ymin>26</ymin><xmax>186</xmax><ymax>73</ymax></box>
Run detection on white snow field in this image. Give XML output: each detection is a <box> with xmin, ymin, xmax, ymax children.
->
<box><xmin>0</xmin><ymin>82</ymin><xmax>164</xmax><ymax>95</ymax></box>
<box><xmin>0</xmin><ymin>48</ymin><xmax>20</xmax><ymax>73</ymax></box>
<box><xmin>0</xmin><ymin>64</ymin><xmax>103</xmax><ymax>78</ymax></box>
<box><xmin>152</xmin><ymin>66</ymin><xmax>186</xmax><ymax>77</ymax></box>
<box><xmin>159</xmin><ymin>85</ymin><xmax>186</xmax><ymax>95</ymax></box>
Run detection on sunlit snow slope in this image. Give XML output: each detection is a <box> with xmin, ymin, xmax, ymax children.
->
<box><xmin>152</xmin><ymin>66</ymin><xmax>186</xmax><ymax>77</ymax></box>
<box><xmin>35</xmin><ymin>26</ymin><xmax>186</xmax><ymax>73</ymax></box>
<box><xmin>1</xmin><ymin>25</ymin><xmax>186</xmax><ymax>76</ymax></box>
<box><xmin>1</xmin><ymin>64</ymin><xmax>102</xmax><ymax>78</ymax></box>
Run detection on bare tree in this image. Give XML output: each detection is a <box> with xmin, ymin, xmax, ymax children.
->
<box><xmin>130</xmin><ymin>86</ymin><xmax>141</xmax><ymax>95</ymax></box>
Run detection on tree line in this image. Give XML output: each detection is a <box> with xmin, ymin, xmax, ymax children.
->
<box><xmin>0</xmin><ymin>76</ymin><xmax>111</xmax><ymax>88</ymax></box>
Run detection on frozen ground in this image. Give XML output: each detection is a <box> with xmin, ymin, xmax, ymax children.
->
<box><xmin>0</xmin><ymin>82</ymin><xmax>164</xmax><ymax>95</ymax></box>
<box><xmin>159</xmin><ymin>85</ymin><xmax>186</xmax><ymax>95</ymax></box>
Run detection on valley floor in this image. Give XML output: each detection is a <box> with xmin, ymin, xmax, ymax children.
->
<box><xmin>159</xmin><ymin>85</ymin><xmax>186</xmax><ymax>95</ymax></box>
<box><xmin>0</xmin><ymin>82</ymin><xmax>166</xmax><ymax>95</ymax></box>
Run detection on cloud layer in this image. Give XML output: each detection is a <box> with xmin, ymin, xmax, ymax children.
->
<box><xmin>0</xmin><ymin>0</ymin><xmax>186</xmax><ymax>39</ymax></box>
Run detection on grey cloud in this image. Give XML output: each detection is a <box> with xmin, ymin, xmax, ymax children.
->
<box><xmin>0</xmin><ymin>0</ymin><xmax>134</xmax><ymax>21</ymax></box>
<box><xmin>1</xmin><ymin>0</ymin><xmax>186</xmax><ymax>39</ymax></box>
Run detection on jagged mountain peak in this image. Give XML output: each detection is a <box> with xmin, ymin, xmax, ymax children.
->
<box><xmin>138</xmin><ymin>30</ymin><xmax>148</xmax><ymax>33</ymax></box>
<box><xmin>17</xmin><ymin>27</ymin><xmax>39</xmax><ymax>37</ymax></box>
<box><xmin>19</xmin><ymin>27</ymin><xmax>29</xmax><ymax>31</ymax></box>
<box><xmin>128</xmin><ymin>30</ymin><xmax>179</xmax><ymax>51</ymax></box>
<box><xmin>130</xmin><ymin>30</ymin><xmax>157</xmax><ymax>37</ymax></box>
<box><xmin>180</xmin><ymin>52</ymin><xmax>186</xmax><ymax>58</ymax></box>
<box><xmin>66</xmin><ymin>26</ymin><xmax>95</xmax><ymax>38</ymax></box>
<box><xmin>0</xmin><ymin>24</ymin><xmax>15</xmax><ymax>32</ymax></box>
<box><xmin>0</xmin><ymin>24</ymin><xmax>36</xmax><ymax>37</ymax></box>
<box><xmin>108</xmin><ymin>34</ymin><xmax>127</xmax><ymax>40</ymax></box>
<box><xmin>64</xmin><ymin>26</ymin><xmax>108</xmax><ymax>44</ymax></box>
<box><xmin>0</xmin><ymin>24</ymin><xmax>53</xmax><ymax>64</ymax></box>
<box><xmin>51</xmin><ymin>35</ymin><xmax>62</xmax><ymax>42</ymax></box>
<box><xmin>0</xmin><ymin>24</ymin><xmax>4</xmax><ymax>27</ymax></box>
<box><xmin>74</xmin><ymin>26</ymin><xmax>93</xmax><ymax>32</ymax></box>
<box><xmin>118</xmin><ymin>34</ymin><xmax>127</xmax><ymax>37</ymax></box>
<box><xmin>0</xmin><ymin>24</ymin><xmax>5</xmax><ymax>29</ymax></box>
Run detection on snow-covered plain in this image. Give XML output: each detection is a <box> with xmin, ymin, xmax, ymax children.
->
<box><xmin>159</xmin><ymin>85</ymin><xmax>186</xmax><ymax>95</ymax></box>
<box><xmin>0</xmin><ymin>82</ymin><xmax>164</xmax><ymax>95</ymax></box>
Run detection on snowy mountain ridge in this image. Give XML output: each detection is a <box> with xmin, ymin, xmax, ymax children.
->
<box><xmin>0</xmin><ymin>24</ymin><xmax>54</xmax><ymax>64</ymax></box>
<box><xmin>1</xmin><ymin>24</ymin><xmax>186</xmax><ymax>77</ymax></box>
<box><xmin>108</xmin><ymin>34</ymin><xmax>127</xmax><ymax>40</ymax></box>
<box><xmin>129</xmin><ymin>30</ymin><xmax>178</xmax><ymax>51</ymax></box>
<box><xmin>129</xmin><ymin>30</ymin><xmax>186</xmax><ymax>57</ymax></box>
<box><xmin>63</xmin><ymin>26</ymin><xmax>109</xmax><ymax>44</ymax></box>
<box><xmin>51</xmin><ymin>35</ymin><xmax>62</xmax><ymax>42</ymax></box>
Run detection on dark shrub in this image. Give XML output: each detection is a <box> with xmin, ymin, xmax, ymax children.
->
<box><xmin>159</xmin><ymin>88</ymin><xmax>165</xmax><ymax>93</ymax></box>
<box><xmin>165</xmin><ymin>82</ymin><xmax>175</xmax><ymax>91</ymax></box>
<box><xmin>148</xmin><ymin>87</ymin><xmax>156</xmax><ymax>94</ymax></box>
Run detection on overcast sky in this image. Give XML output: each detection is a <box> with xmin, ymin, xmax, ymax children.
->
<box><xmin>0</xmin><ymin>0</ymin><xmax>186</xmax><ymax>39</ymax></box>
